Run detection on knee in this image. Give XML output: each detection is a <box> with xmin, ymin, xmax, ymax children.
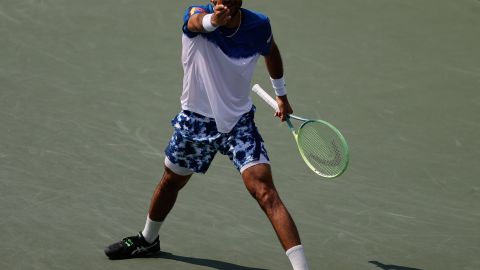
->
<box><xmin>250</xmin><ymin>185</ymin><xmax>281</xmax><ymax>213</ymax></box>
<box><xmin>243</xmin><ymin>164</ymin><xmax>282</xmax><ymax>213</ymax></box>
<box><xmin>160</xmin><ymin>178</ymin><xmax>180</xmax><ymax>192</ymax></box>
<box><xmin>160</xmin><ymin>168</ymin><xmax>190</xmax><ymax>192</ymax></box>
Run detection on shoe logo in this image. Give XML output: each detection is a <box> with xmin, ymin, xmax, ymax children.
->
<box><xmin>131</xmin><ymin>242</ymin><xmax>157</xmax><ymax>256</ymax></box>
<box><xmin>131</xmin><ymin>246</ymin><xmax>148</xmax><ymax>255</ymax></box>
<box><xmin>124</xmin><ymin>239</ymin><xmax>134</xmax><ymax>247</ymax></box>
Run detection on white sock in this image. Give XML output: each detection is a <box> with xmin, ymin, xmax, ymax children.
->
<box><xmin>141</xmin><ymin>216</ymin><xmax>162</xmax><ymax>243</ymax></box>
<box><xmin>286</xmin><ymin>245</ymin><xmax>309</xmax><ymax>270</ymax></box>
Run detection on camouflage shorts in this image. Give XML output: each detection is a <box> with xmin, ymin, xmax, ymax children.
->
<box><xmin>165</xmin><ymin>106</ymin><xmax>269</xmax><ymax>173</ymax></box>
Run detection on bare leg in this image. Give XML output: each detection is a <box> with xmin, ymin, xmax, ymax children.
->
<box><xmin>241</xmin><ymin>163</ymin><xmax>301</xmax><ymax>251</ymax></box>
<box><xmin>104</xmin><ymin>165</ymin><xmax>191</xmax><ymax>259</ymax></box>
<box><xmin>147</xmin><ymin>165</ymin><xmax>192</xmax><ymax>221</ymax></box>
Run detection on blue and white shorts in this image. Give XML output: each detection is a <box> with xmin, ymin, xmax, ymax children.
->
<box><xmin>164</xmin><ymin>106</ymin><xmax>270</xmax><ymax>175</ymax></box>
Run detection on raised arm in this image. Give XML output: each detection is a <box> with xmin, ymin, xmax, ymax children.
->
<box><xmin>187</xmin><ymin>3</ymin><xmax>231</xmax><ymax>33</ymax></box>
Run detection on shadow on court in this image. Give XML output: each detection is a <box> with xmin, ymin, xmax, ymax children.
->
<box><xmin>146</xmin><ymin>251</ymin><xmax>269</xmax><ymax>270</ymax></box>
<box><xmin>369</xmin><ymin>261</ymin><xmax>424</xmax><ymax>270</ymax></box>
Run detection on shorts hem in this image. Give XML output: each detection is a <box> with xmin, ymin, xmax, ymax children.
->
<box><xmin>164</xmin><ymin>156</ymin><xmax>195</xmax><ymax>176</ymax></box>
<box><xmin>239</xmin><ymin>154</ymin><xmax>270</xmax><ymax>174</ymax></box>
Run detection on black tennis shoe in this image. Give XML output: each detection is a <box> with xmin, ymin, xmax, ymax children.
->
<box><xmin>104</xmin><ymin>232</ymin><xmax>160</xmax><ymax>259</ymax></box>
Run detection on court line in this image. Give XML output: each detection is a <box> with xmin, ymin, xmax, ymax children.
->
<box><xmin>8</xmin><ymin>38</ymin><xmax>83</xmax><ymax>70</ymax></box>
<box><xmin>0</xmin><ymin>5</ymin><xmax>21</xmax><ymax>24</ymax></box>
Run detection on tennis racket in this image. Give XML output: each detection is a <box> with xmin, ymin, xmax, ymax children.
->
<box><xmin>252</xmin><ymin>84</ymin><xmax>349</xmax><ymax>178</ymax></box>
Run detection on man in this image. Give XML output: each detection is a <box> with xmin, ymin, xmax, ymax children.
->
<box><xmin>105</xmin><ymin>1</ymin><xmax>309</xmax><ymax>269</ymax></box>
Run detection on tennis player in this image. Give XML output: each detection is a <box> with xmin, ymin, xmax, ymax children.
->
<box><xmin>105</xmin><ymin>1</ymin><xmax>309</xmax><ymax>269</ymax></box>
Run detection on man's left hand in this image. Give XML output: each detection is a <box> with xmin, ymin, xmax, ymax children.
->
<box><xmin>275</xmin><ymin>95</ymin><xmax>293</xmax><ymax>122</ymax></box>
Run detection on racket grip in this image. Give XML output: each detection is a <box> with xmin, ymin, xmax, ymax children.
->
<box><xmin>252</xmin><ymin>84</ymin><xmax>279</xmax><ymax>111</ymax></box>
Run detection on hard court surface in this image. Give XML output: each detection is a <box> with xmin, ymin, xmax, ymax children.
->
<box><xmin>1</xmin><ymin>0</ymin><xmax>479</xmax><ymax>269</ymax></box>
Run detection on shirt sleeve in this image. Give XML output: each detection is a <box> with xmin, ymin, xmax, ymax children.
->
<box><xmin>259</xmin><ymin>17</ymin><xmax>273</xmax><ymax>56</ymax></box>
<box><xmin>182</xmin><ymin>5</ymin><xmax>211</xmax><ymax>38</ymax></box>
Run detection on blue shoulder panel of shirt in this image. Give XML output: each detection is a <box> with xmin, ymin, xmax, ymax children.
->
<box><xmin>182</xmin><ymin>4</ymin><xmax>273</xmax><ymax>59</ymax></box>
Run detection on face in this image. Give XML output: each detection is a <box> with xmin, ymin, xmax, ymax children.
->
<box><xmin>211</xmin><ymin>0</ymin><xmax>243</xmax><ymax>17</ymax></box>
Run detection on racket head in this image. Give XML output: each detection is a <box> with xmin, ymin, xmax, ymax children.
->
<box><xmin>296</xmin><ymin>119</ymin><xmax>349</xmax><ymax>178</ymax></box>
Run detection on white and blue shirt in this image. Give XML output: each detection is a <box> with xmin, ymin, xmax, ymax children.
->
<box><xmin>180</xmin><ymin>4</ymin><xmax>273</xmax><ymax>133</ymax></box>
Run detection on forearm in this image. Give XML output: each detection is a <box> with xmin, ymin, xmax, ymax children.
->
<box><xmin>187</xmin><ymin>13</ymin><xmax>208</xmax><ymax>33</ymax></box>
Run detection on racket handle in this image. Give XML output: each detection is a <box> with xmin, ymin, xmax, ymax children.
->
<box><xmin>252</xmin><ymin>84</ymin><xmax>279</xmax><ymax>111</ymax></box>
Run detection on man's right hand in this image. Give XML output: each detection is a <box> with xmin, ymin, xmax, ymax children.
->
<box><xmin>211</xmin><ymin>3</ymin><xmax>231</xmax><ymax>27</ymax></box>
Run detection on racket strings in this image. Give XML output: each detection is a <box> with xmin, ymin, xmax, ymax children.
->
<box><xmin>297</xmin><ymin>121</ymin><xmax>348</xmax><ymax>177</ymax></box>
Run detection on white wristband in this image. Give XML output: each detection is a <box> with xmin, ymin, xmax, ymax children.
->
<box><xmin>202</xmin><ymin>14</ymin><xmax>218</xmax><ymax>32</ymax></box>
<box><xmin>271</xmin><ymin>77</ymin><xmax>287</xmax><ymax>96</ymax></box>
